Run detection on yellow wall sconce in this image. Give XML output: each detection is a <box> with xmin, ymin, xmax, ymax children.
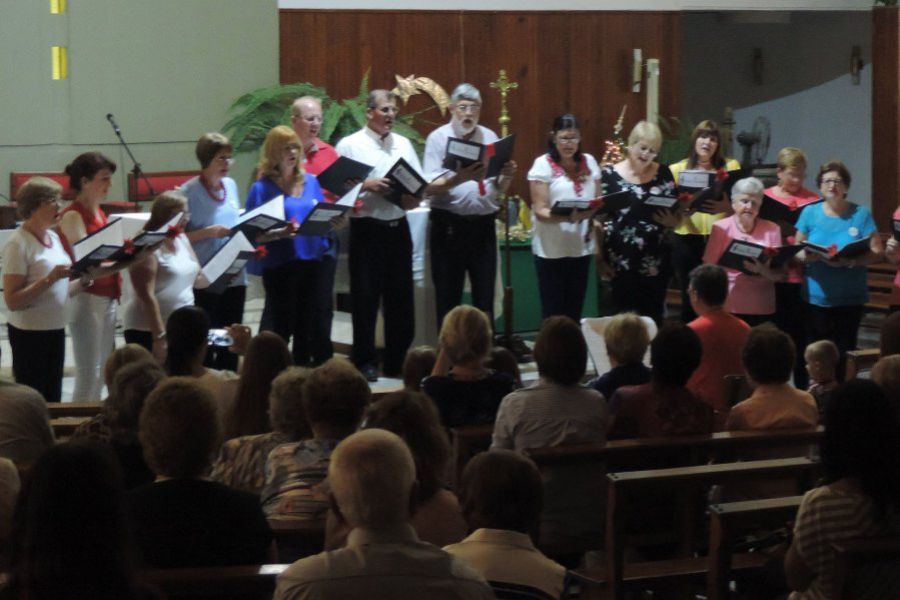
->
<box><xmin>51</xmin><ymin>46</ymin><xmax>68</xmax><ymax>80</ymax></box>
<box><xmin>50</xmin><ymin>0</ymin><xmax>67</xmax><ymax>14</ymax></box>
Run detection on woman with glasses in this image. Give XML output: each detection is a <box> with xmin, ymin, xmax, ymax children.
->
<box><xmin>527</xmin><ymin>114</ymin><xmax>602</xmax><ymax>322</ymax></box>
<box><xmin>794</xmin><ymin>161</ymin><xmax>882</xmax><ymax>373</ymax></box>
<box><xmin>181</xmin><ymin>133</ymin><xmax>245</xmax><ymax>371</ymax></box>
<box><xmin>598</xmin><ymin>121</ymin><xmax>680</xmax><ymax>325</ymax></box>
<box><xmin>668</xmin><ymin>120</ymin><xmax>742</xmax><ymax>322</ymax></box>
<box><xmin>1</xmin><ymin>178</ymin><xmax>94</xmax><ymax>402</ymax></box>
<box><xmin>247</xmin><ymin>125</ymin><xmax>338</xmax><ymax>367</ymax></box>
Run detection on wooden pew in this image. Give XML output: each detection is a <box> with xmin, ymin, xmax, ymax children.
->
<box><xmin>140</xmin><ymin>563</ymin><xmax>288</xmax><ymax>599</ymax></box>
<box><xmin>706</xmin><ymin>495</ymin><xmax>803</xmax><ymax>600</ymax></box>
<box><xmin>845</xmin><ymin>348</ymin><xmax>881</xmax><ymax>381</ymax></box>
<box><xmin>268</xmin><ymin>517</ymin><xmax>325</xmax><ymax>563</ymax></box>
<box><xmin>50</xmin><ymin>416</ymin><xmax>90</xmax><ymax>439</ymax></box>
<box><xmin>572</xmin><ymin>457</ymin><xmax>820</xmax><ymax>600</ymax></box>
<box><xmin>832</xmin><ymin>535</ymin><xmax>900</xmax><ymax>599</ymax></box>
<box><xmin>46</xmin><ymin>402</ymin><xmax>104</xmax><ymax>418</ymax></box>
<box><xmin>449</xmin><ymin>424</ymin><xmax>494</xmax><ymax>489</ymax></box>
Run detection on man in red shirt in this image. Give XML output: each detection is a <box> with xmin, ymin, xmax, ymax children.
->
<box><xmin>686</xmin><ymin>264</ymin><xmax>750</xmax><ymax>429</ymax></box>
<box><xmin>291</xmin><ymin>96</ymin><xmax>339</xmax><ymax>179</ymax></box>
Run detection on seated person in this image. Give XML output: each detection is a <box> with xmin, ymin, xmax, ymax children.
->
<box><xmin>446</xmin><ymin>450</ymin><xmax>567</xmax><ymax>600</ymax></box>
<box><xmin>486</xmin><ymin>346</ymin><xmax>523</xmax><ymax>389</ymax></box>
<box><xmin>686</xmin><ymin>264</ymin><xmax>751</xmax><ymax>429</ymax></box>
<box><xmin>785</xmin><ymin>380</ymin><xmax>900</xmax><ymax>599</ymax></box>
<box><xmin>609</xmin><ymin>322</ymin><xmax>713</xmax><ymax>439</ymax></box>
<box><xmin>127</xmin><ymin>378</ymin><xmax>272</xmax><ymax>568</ymax></box>
<box><xmin>0</xmin><ymin>377</ymin><xmax>54</xmax><ymax>467</ymax></box>
<box><xmin>873</xmin><ymin>354</ymin><xmax>900</xmax><ymax>402</ymax></box>
<box><xmin>274</xmin><ymin>429</ymin><xmax>493</xmax><ymax>600</ymax></box>
<box><xmin>360</xmin><ymin>391</ymin><xmax>466</xmax><ymax>547</ymax></box>
<box><xmin>261</xmin><ymin>358</ymin><xmax>370</xmax><ymax>518</ymax></box>
<box><xmin>0</xmin><ymin>457</ymin><xmax>19</xmax><ymax>562</ymax></box>
<box><xmin>726</xmin><ymin>325</ymin><xmax>818</xmax><ymax>431</ymax></box>
<box><xmin>588</xmin><ymin>312</ymin><xmax>652</xmax><ymax>404</ymax></box>
<box><xmin>402</xmin><ymin>345</ymin><xmax>437</xmax><ymax>392</ymax></box>
<box><xmin>211</xmin><ymin>366</ymin><xmax>312</xmax><ymax>495</ymax></box>
<box><xmin>423</xmin><ymin>306</ymin><xmax>516</xmax><ymax>428</ymax></box>
<box><xmin>805</xmin><ymin>339</ymin><xmax>839</xmax><ymax>417</ymax></box>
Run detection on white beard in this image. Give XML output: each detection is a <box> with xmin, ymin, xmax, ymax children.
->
<box><xmin>452</xmin><ymin>118</ymin><xmax>477</xmax><ymax>136</ymax></box>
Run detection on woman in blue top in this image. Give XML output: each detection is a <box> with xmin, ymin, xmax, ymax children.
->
<box><xmin>246</xmin><ymin>125</ymin><xmax>343</xmax><ymax>366</ymax></box>
<box><xmin>794</xmin><ymin>160</ymin><xmax>883</xmax><ymax>374</ymax></box>
<box><xmin>182</xmin><ymin>133</ymin><xmax>244</xmax><ymax>371</ymax></box>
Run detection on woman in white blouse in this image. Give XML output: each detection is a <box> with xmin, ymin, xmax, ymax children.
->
<box><xmin>122</xmin><ymin>190</ymin><xmax>203</xmax><ymax>362</ymax></box>
<box><xmin>527</xmin><ymin>114</ymin><xmax>602</xmax><ymax>322</ymax></box>
<box><xmin>2</xmin><ymin>178</ymin><xmax>94</xmax><ymax>402</ymax></box>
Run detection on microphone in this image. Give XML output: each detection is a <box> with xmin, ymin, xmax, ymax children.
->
<box><xmin>106</xmin><ymin>113</ymin><xmax>121</xmax><ymax>135</ymax></box>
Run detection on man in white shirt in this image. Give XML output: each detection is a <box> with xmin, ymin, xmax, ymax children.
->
<box><xmin>423</xmin><ymin>83</ymin><xmax>516</xmax><ymax>330</ymax></box>
<box><xmin>335</xmin><ymin>90</ymin><xmax>425</xmax><ymax>381</ymax></box>
<box><xmin>274</xmin><ymin>429</ymin><xmax>494</xmax><ymax>600</ymax></box>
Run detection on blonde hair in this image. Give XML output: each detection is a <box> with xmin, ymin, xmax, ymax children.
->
<box><xmin>256</xmin><ymin>125</ymin><xmax>303</xmax><ymax>182</ymax></box>
<box><xmin>776</xmin><ymin>147</ymin><xmax>808</xmax><ymax>172</ymax></box>
<box><xmin>627</xmin><ymin>120</ymin><xmax>663</xmax><ymax>152</ymax></box>
<box><xmin>15</xmin><ymin>177</ymin><xmax>62</xmax><ymax>219</ymax></box>
<box><xmin>805</xmin><ymin>339</ymin><xmax>839</xmax><ymax>370</ymax></box>
<box><xmin>103</xmin><ymin>343</ymin><xmax>154</xmax><ymax>388</ymax></box>
<box><xmin>144</xmin><ymin>190</ymin><xmax>187</xmax><ymax>231</ymax></box>
<box><xmin>439</xmin><ymin>306</ymin><xmax>492</xmax><ymax>365</ymax></box>
<box><xmin>604</xmin><ymin>313</ymin><xmax>650</xmax><ymax>364</ymax></box>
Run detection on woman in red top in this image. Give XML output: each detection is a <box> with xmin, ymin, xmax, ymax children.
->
<box><xmin>59</xmin><ymin>152</ymin><xmax>124</xmax><ymax>401</ymax></box>
<box><xmin>764</xmin><ymin>147</ymin><xmax>821</xmax><ymax>388</ymax></box>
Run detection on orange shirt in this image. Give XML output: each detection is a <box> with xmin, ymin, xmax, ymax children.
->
<box><xmin>687</xmin><ymin>310</ymin><xmax>750</xmax><ymax>427</ymax></box>
<box><xmin>725</xmin><ymin>384</ymin><xmax>819</xmax><ymax>431</ymax></box>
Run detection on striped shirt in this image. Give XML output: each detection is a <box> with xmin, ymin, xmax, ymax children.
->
<box><xmin>791</xmin><ymin>482</ymin><xmax>894</xmax><ymax>600</ymax></box>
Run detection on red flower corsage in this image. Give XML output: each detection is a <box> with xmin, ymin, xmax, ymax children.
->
<box><xmin>589</xmin><ymin>197</ymin><xmax>604</xmax><ymax>209</ymax></box>
<box><xmin>787</xmin><ymin>235</ymin><xmax>797</xmax><ymax>245</ymax></box>
<box><xmin>762</xmin><ymin>246</ymin><xmax>777</xmax><ymax>258</ymax></box>
<box><xmin>254</xmin><ymin>245</ymin><xmax>268</xmax><ymax>259</ymax></box>
<box><xmin>121</xmin><ymin>239</ymin><xmax>135</xmax><ymax>256</ymax></box>
<box><xmin>678</xmin><ymin>191</ymin><xmax>693</xmax><ymax>204</ymax></box>
<box><xmin>165</xmin><ymin>225</ymin><xmax>183</xmax><ymax>239</ymax></box>
<box><xmin>827</xmin><ymin>244</ymin><xmax>838</xmax><ymax>258</ymax></box>
<box><xmin>714</xmin><ymin>168</ymin><xmax>729</xmax><ymax>183</ymax></box>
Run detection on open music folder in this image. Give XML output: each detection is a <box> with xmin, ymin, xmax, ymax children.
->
<box><xmin>231</xmin><ymin>196</ymin><xmax>288</xmax><ymax>243</ymax></box>
<box><xmin>296</xmin><ymin>183</ymin><xmax>363</xmax><ymax>237</ymax></box>
<box><xmin>196</xmin><ymin>231</ymin><xmax>256</xmax><ymax>288</ymax></box>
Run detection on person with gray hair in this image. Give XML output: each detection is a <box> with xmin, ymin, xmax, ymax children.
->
<box><xmin>1</xmin><ymin>177</ymin><xmax>95</xmax><ymax>402</ymax></box>
<box><xmin>335</xmin><ymin>89</ymin><xmax>426</xmax><ymax>381</ymax></box>
<box><xmin>702</xmin><ymin>176</ymin><xmax>785</xmax><ymax>326</ymax></box>
<box><xmin>423</xmin><ymin>82</ymin><xmax>518</xmax><ymax>327</ymax></box>
<box><xmin>274</xmin><ymin>429</ymin><xmax>494</xmax><ymax>600</ymax></box>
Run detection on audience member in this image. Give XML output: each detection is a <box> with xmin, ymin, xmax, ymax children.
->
<box><xmin>164</xmin><ymin>306</ymin><xmax>239</xmax><ymax>415</ymax></box>
<box><xmin>223</xmin><ymin>331</ymin><xmax>292</xmax><ymax>440</ymax></box>
<box><xmin>274</xmin><ymin>429</ymin><xmax>493</xmax><ymax>600</ymax></box>
<box><xmin>211</xmin><ymin>366</ymin><xmax>312</xmax><ymax>495</ymax></box>
<box><xmin>686</xmin><ymin>264</ymin><xmax>750</xmax><ymax>428</ymax></box>
<box><xmin>0</xmin><ymin>457</ymin><xmax>20</xmax><ymax>562</ymax></box>
<box><xmin>486</xmin><ymin>346</ymin><xmax>523</xmax><ymax>388</ymax></box>
<box><xmin>402</xmin><ymin>345</ymin><xmax>437</xmax><ymax>391</ymax></box>
<box><xmin>609</xmin><ymin>322</ymin><xmax>713</xmax><ymax>438</ymax></box>
<box><xmin>872</xmin><ymin>355</ymin><xmax>900</xmax><ymax>402</ymax></box>
<box><xmin>127</xmin><ymin>377</ymin><xmax>272</xmax><ymax>568</ymax></box>
<box><xmin>881</xmin><ymin>311</ymin><xmax>900</xmax><ymax>356</ymax></box>
<box><xmin>785</xmin><ymin>380</ymin><xmax>900</xmax><ymax>599</ymax></box>
<box><xmin>71</xmin><ymin>343</ymin><xmax>155</xmax><ymax>442</ymax></box>
<box><xmin>588</xmin><ymin>312</ymin><xmax>652</xmax><ymax>401</ymax></box>
<box><xmin>492</xmin><ymin>315</ymin><xmax>607</xmax><ymax>552</ymax></box>
<box><xmin>103</xmin><ymin>360</ymin><xmax>166</xmax><ymax>489</ymax></box>
<box><xmin>805</xmin><ymin>339</ymin><xmax>840</xmax><ymax>417</ymax></box>
<box><xmin>423</xmin><ymin>306</ymin><xmax>515</xmax><ymax>428</ymax></box>
<box><xmin>3</xmin><ymin>443</ymin><xmax>151</xmax><ymax>600</ymax></box>
<box><xmin>0</xmin><ymin>377</ymin><xmax>54</xmax><ymax>466</ymax></box>
<box><xmin>262</xmin><ymin>357</ymin><xmax>370</xmax><ymax>518</ymax></box>
<box><xmin>446</xmin><ymin>450</ymin><xmax>567</xmax><ymax>600</ymax></box>
<box><xmin>726</xmin><ymin>326</ymin><xmax>818</xmax><ymax>431</ymax></box>
<box><xmin>360</xmin><ymin>390</ymin><xmax>466</xmax><ymax>547</ymax></box>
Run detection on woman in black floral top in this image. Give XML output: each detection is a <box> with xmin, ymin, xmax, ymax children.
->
<box><xmin>598</xmin><ymin>121</ymin><xmax>680</xmax><ymax>324</ymax></box>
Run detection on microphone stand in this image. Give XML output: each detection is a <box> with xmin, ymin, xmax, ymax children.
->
<box><xmin>106</xmin><ymin>114</ymin><xmax>155</xmax><ymax>201</ymax></box>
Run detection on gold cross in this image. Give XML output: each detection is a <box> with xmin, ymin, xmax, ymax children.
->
<box><xmin>489</xmin><ymin>70</ymin><xmax>518</xmax><ymax>137</ymax></box>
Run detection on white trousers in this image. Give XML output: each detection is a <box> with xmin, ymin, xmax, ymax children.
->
<box><xmin>68</xmin><ymin>293</ymin><xmax>117</xmax><ymax>402</ymax></box>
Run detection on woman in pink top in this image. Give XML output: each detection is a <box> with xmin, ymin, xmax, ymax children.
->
<box><xmin>703</xmin><ymin>177</ymin><xmax>784</xmax><ymax>326</ymax></box>
<box><xmin>765</xmin><ymin>147</ymin><xmax>821</xmax><ymax>387</ymax></box>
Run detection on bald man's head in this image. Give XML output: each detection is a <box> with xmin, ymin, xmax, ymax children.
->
<box><xmin>328</xmin><ymin>429</ymin><xmax>416</xmax><ymax>527</ymax></box>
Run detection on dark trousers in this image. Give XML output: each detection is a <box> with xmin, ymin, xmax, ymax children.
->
<box><xmin>8</xmin><ymin>324</ymin><xmax>64</xmax><ymax>403</ymax></box>
<box><xmin>775</xmin><ymin>282</ymin><xmax>809</xmax><ymax>388</ymax></box>
<box><xmin>671</xmin><ymin>233</ymin><xmax>706</xmax><ymax>323</ymax></box>
<box><xmin>610</xmin><ymin>271</ymin><xmax>670</xmax><ymax>326</ymax></box>
<box><xmin>806</xmin><ymin>303</ymin><xmax>864</xmax><ymax>381</ymax></box>
<box><xmin>430</xmin><ymin>209</ymin><xmax>497</xmax><ymax>330</ymax></box>
<box><xmin>534</xmin><ymin>255</ymin><xmax>592</xmax><ymax>323</ymax></box>
<box><xmin>123</xmin><ymin>329</ymin><xmax>153</xmax><ymax>353</ymax></box>
<box><xmin>261</xmin><ymin>259</ymin><xmax>334</xmax><ymax>367</ymax></box>
<box><xmin>349</xmin><ymin>217</ymin><xmax>414</xmax><ymax>375</ymax></box>
<box><xmin>195</xmin><ymin>285</ymin><xmax>246</xmax><ymax>371</ymax></box>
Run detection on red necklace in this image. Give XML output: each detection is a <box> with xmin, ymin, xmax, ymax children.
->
<box><xmin>200</xmin><ymin>175</ymin><xmax>226</xmax><ymax>203</ymax></box>
<box><xmin>547</xmin><ymin>154</ymin><xmax>589</xmax><ymax>196</ymax></box>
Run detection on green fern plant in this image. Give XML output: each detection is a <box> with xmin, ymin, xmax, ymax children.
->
<box><xmin>222</xmin><ymin>71</ymin><xmax>427</xmax><ymax>157</ymax></box>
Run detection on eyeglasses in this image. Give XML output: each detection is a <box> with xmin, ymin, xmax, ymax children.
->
<box><xmin>455</xmin><ymin>103</ymin><xmax>481</xmax><ymax>114</ymax></box>
<box><xmin>215</xmin><ymin>156</ymin><xmax>234</xmax><ymax>164</ymax></box>
<box><xmin>556</xmin><ymin>136</ymin><xmax>581</xmax><ymax>144</ymax></box>
<box><xmin>375</xmin><ymin>106</ymin><xmax>399</xmax><ymax>115</ymax></box>
<box><xmin>821</xmin><ymin>178</ymin><xmax>844</xmax><ymax>187</ymax></box>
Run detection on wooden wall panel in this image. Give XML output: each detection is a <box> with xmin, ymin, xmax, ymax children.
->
<box><xmin>280</xmin><ymin>10</ymin><xmax>681</xmax><ymax>199</ymax></box>
<box><xmin>872</xmin><ymin>6</ymin><xmax>899</xmax><ymax>230</ymax></box>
